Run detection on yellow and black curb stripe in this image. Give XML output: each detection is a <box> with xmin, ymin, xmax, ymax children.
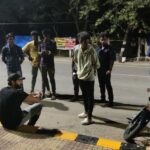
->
<box><xmin>54</xmin><ymin>131</ymin><xmax>148</xmax><ymax>150</ymax></box>
<box><xmin>0</xmin><ymin>123</ymin><xmax>148</xmax><ymax>150</ymax></box>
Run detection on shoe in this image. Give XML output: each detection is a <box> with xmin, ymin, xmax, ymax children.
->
<box><xmin>99</xmin><ymin>99</ymin><xmax>107</xmax><ymax>103</ymax></box>
<box><xmin>51</xmin><ymin>95</ymin><xmax>56</xmax><ymax>100</ymax></box>
<box><xmin>81</xmin><ymin>118</ymin><xmax>94</xmax><ymax>125</ymax></box>
<box><xmin>46</xmin><ymin>91</ymin><xmax>51</xmax><ymax>97</ymax></box>
<box><xmin>70</xmin><ymin>96</ymin><xmax>79</xmax><ymax>102</ymax></box>
<box><xmin>103</xmin><ymin>103</ymin><xmax>114</xmax><ymax>107</ymax></box>
<box><xmin>78</xmin><ymin>112</ymin><xmax>87</xmax><ymax>118</ymax></box>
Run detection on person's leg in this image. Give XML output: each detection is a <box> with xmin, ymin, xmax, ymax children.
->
<box><xmin>72</xmin><ymin>75</ymin><xmax>79</xmax><ymax>101</ymax></box>
<box><xmin>20</xmin><ymin>103</ymin><xmax>43</xmax><ymax>126</ymax></box>
<box><xmin>31</xmin><ymin>66</ymin><xmax>38</xmax><ymax>92</ymax></box>
<box><xmin>41</xmin><ymin>66</ymin><xmax>49</xmax><ymax>97</ymax></box>
<box><xmin>106</xmin><ymin>74</ymin><xmax>114</xmax><ymax>105</ymax></box>
<box><xmin>87</xmin><ymin>81</ymin><xmax>94</xmax><ymax>120</ymax></box>
<box><xmin>39</xmin><ymin>67</ymin><xmax>50</xmax><ymax>95</ymax></box>
<box><xmin>97</xmin><ymin>70</ymin><xmax>106</xmax><ymax>101</ymax></box>
<box><xmin>79</xmin><ymin>80</ymin><xmax>88</xmax><ymax>115</ymax></box>
<box><xmin>47</xmin><ymin>67</ymin><xmax>56</xmax><ymax>98</ymax></box>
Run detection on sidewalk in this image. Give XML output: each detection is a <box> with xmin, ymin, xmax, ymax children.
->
<box><xmin>0</xmin><ymin>124</ymin><xmax>147</xmax><ymax>150</ymax></box>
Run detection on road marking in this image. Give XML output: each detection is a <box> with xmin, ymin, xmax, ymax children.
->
<box><xmin>55</xmin><ymin>131</ymin><xmax>78</xmax><ymax>141</ymax></box>
<box><xmin>97</xmin><ymin>138</ymin><xmax>121</xmax><ymax>149</ymax></box>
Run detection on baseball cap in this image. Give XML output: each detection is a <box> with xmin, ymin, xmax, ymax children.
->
<box><xmin>8</xmin><ymin>73</ymin><xmax>25</xmax><ymax>81</ymax></box>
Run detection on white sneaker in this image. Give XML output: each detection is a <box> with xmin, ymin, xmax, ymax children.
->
<box><xmin>78</xmin><ymin>112</ymin><xmax>87</xmax><ymax>118</ymax></box>
<box><xmin>51</xmin><ymin>95</ymin><xmax>56</xmax><ymax>100</ymax></box>
<box><xmin>81</xmin><ymin>118</ymin><xmax>94</xmax><ymax>125</ymax></box>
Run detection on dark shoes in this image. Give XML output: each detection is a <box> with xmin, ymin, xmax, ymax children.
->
<box><xmin>103</xmin><ymin>103</ymin><xmax>114</xmax><ymax>107</ymax></box>
<box><xmin>99</xmin><ymin>99</ymin><xmax>107</xmax><ymax>103</ymax></box>
<box><xmin>70</xmin><ymin>96</ymin><xmax>79</xmax><ymax>102</ymax></box>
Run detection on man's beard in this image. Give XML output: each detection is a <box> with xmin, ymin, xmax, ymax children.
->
<box><xmin>14</xmin><ymin>83</ymin><xmax>22</xmax><ymax>89</ymax></box>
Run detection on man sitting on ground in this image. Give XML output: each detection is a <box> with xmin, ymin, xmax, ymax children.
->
<box><xmin>0</xmin><ymin>73</ymin><xmax>43</xmax><ymax>130</ymax></box>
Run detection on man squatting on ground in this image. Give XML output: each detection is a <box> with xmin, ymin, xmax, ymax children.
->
<box><xmin>0</xmin><ymin>73</ymin><xmax>42</xmax><ymax>130</ymax></box>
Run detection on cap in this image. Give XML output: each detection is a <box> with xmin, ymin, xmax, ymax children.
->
<box><xmin>8</xmin><ymin>73</ymin><xmax>25</xmax><ymax>81</ymax></box>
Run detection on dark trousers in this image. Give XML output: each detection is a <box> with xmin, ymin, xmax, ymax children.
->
<box><xmin>72</xmin><ymin>74</ymin><xmax>79</xmax><ymax>97</ymax></box>
<box><xmin>79</xmin><ymin>80</ymin><xmax>94</xmax><ymax>119</ymax></box>
<box><xmin>41</xmin><ymin>66</ymin><xmax>56</xmax><ymax>95</ymax></box>
<box><xmin>31</xmin><ymin>66</ymin><xmax>39</xmax><ymax>92</ymax></box>
<box><xmin>20</xmin><ymin>103</ymin><xmax>43</xmax><ymax>126</ymax></box>
<box><xmin>97</xmin><ymin>70</ymin><xmax>114</xmax><ymax>103</ymax></box>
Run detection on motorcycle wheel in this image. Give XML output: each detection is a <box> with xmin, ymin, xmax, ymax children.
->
<box><xmin>124</xmin><ymin>109</ymin><xmax>149</xmax><ymax>141</ymax></box>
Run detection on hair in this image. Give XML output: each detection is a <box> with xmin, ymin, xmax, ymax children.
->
<box><xmin>42</xmin><ymin>29</ymin><xmax>50</xmax><ymax>37</ymax></box>
<box><xmin>77</xmin><ymin>31</ymin><xmax>90</xmax><ymax>43</ymax></box>
<box><xmin>30</xmin><ymin>30</ymin><xmax>38</xmax><ymax>36</ymax></box>
<box><xmin>6</xmin><ymin>32</ymin><xmax>14</xmax><ymax>40</ymax></box>
<box><xmin>8</xmin><ymin>80</ymin><xmax>12</xmax><ymax>86</ymax></box>
<box><xmin>98</xmin><ymin>32</ymin><xmax>109</xmax><ymax>38</ymax></box>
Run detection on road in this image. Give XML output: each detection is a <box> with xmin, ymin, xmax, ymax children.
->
<box><xmin>0</xmin><ymin>57</ymin><xmax>150</xmax><ymax>143</ymax></box>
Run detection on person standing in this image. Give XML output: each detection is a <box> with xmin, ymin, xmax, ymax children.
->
<box><xmin>1</xmin><ymin>33</ymin><xmax>24</xmax><ymax>76</ymax></box>
<box><xmin>71</xmin><ymin>44</ymin><xmax>80</xmax><ymax>102</ymax></box>
<box><xmin>23</xmin><ymin>31</ymin><xmax>50</xmax><ymax>95</ymax></box>
<box><xmin>0</xmin><ymin>73</ymin><xmax>42</xmax><ymax>130</ymax></box>
<box><xmin>96</xmin><ymin>32</ymin><xmax>115</xmax><ymax>107</ymax></box>
<box><xmin>39</xmin><ymin>29</ymin><xmax>57</xmax><ymax>100</ymax></box>
<box><xmin>74</xmin><ymin>31</ymin><xmax>100</xmax><ymax>125</ymax></box>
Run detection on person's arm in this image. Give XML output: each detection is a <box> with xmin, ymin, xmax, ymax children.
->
<box><xmin>24</xmin><ymin>92</ymin><xmax>41</xmax><ymax>105</ymax></box>
<box><xmin>18</xmin><ymin>47</ymin><xmax>24</xmax><ymax>64</ymax></box>
<box><xmin>1</xmin><ymin>47</ymin><xmax>7</xmax><ymax>64</ymax></box>
<box><xmin>22</xmin><ymin>43</ymin><xmax>33</xmax><ymax>61</ymax></box>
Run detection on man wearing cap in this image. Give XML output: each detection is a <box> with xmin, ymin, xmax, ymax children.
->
<box><xmin>39</xmin><ymin>29</ymin><xmax>57</xmax><ymax>100</ymax></box>
<box><xmin>23</xmin><ymin>31</ymin><xmax>50</xmax><ymax>95</ymax></box>
<box><xmin>0</xmin><ymin>73</ymin><xmax>43</xmax><ymax>130</ymax></box>
<box><xmin>1</xmin><ymin>33</ymin><xmax>24</xmax><ymax>76</ymax></box>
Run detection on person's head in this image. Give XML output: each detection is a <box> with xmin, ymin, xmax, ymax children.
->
<box><xmin>98</xmin><ymin>32</ymin><xmax>109</xmax><ymax>47</ymax></box>
<box><xmin>42</xmin><ymin>29</ymin><xmax>50</xmax><ymax>39</ymax></box>
<box><xmin>8</xmin><ymin>73</ymin><xmax>25</xmax><ymax>89</ymax></box>
<box><xmin>6</xmin><ymin>33</ymin><xmax>15</xmax><ymax>47</ymax></box>
<box><xmin>31</xmin><ymin>30</ymin><xmax>38</xmax><ymax>40</ymax></box>
<box><xmin>77</xmin><ymin>31</ymin><xmax>90</xmax><ymax>49</ymax></box>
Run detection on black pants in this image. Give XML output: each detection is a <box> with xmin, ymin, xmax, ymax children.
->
<box><xmin>79</xmin><ymin>80</ymin><xmax>94</xmax><ymax>119</ymax></box>
<box><xmin>72</xmin><ymin>74</ymin><xmax>79</xmax><ymax>97</ymax></box>
<box><xmin>97</xmin><ymin>70</ymin><xmax>114</xmax><ymax>103</ymax></box>
<box><xmin>41</xmin><ymin>66</ymin><xmax>56</xmax><ymax>95</ymax></box>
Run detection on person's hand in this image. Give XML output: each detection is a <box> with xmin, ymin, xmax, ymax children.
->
<box><xmin>28</xmin><ymin>56</ymin><xmax>33</xmax><ymax>61</ymax></box>
<box><xmin>106</xmin><ymin>70</ymin><xmax>111</xmax><ymax>75</ymax></box>
<box><xmin>31</xmin><ymin>92</ymin><xmax>42</xmax><ymax>100</ymax></box>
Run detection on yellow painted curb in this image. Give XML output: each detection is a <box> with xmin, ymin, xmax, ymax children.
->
<box><xmin>97</xmin><ymin>138</ymin><xmax>121</xmax><ymax>150</ymax></box>
<box><xmin>55</xmin><ymin>131</ymin><xmax>78</xmax><ymax>141</ymax></box>
<box><xmin>146</xmin><ymin>146</ymin><xmax>150</xmax><ymax>150</ymax></box>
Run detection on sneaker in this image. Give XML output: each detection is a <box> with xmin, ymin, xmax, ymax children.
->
<box><xmin>103</xmin><ymin>103</ymin><xmax>114</xmax><ymax>107</ymax></box>
<box><xmin>46</xmin><ymin>91</ymin><xmax>51</xmax><ymax>97</ymax></box>
<box><xmin>78</xmin><ymin>112</ymin><xmax>87</xmax><ymax>118</ymax></box>
<box><xmin>81</xmin><ymin>118</ymin><xmax>94</xmax><ymax>125</ymax></box>
<box><xmin>70</xmin><ymin>96</ymin><xmax>79</xmax><ymax>102</ymax></box>
<box><xmin>51</xmin><ymin>95</ymin><xmax>56</xmax><ymax>100</ymax></box>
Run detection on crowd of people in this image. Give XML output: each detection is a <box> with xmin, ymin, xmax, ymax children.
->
<box><xmin>0</xmin><ymin>30</ymin><xmax>116</xmax><ymax>129</ymax></box>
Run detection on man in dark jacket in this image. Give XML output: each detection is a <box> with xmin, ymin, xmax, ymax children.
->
<box><xmin>96</xmin><ymin>32</ymin><xmax>115</xmax><ymax>107</ymax></box>
<box><xmin>1</xmin><ymin>33</ymin><xmax>24</xmax><ymax>76</ymax></box>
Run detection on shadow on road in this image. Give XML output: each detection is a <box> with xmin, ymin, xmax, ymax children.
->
<box><xmin>93</xmin><ymin>115</ymin><xmax>127</xmax><ymax>130</ymax></box>
<box><xmin>4</xmin><ymin>125</ymin><xmax>62</xmax><ymax>139</ymax></box>
<box><xmin>95</xmin><ymin>100</ymin><xmax>145</xmax><ymax>111</ymax></box>
<box><xmin>41</xmin><ymin>100</ymin><xmax>69</xmax><ymax>111</ymax></box>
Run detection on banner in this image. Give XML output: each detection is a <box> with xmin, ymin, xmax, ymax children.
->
<box><xmin>55</xmin><ymin>37</ymin><xmax>76</xmax><ymax>50</ymax></box>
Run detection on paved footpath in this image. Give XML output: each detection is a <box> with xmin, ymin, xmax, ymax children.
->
<box><xmin>0</xmin><ymin>123</ymin><xmax>149</xmax><ymax>150</ymax></box>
